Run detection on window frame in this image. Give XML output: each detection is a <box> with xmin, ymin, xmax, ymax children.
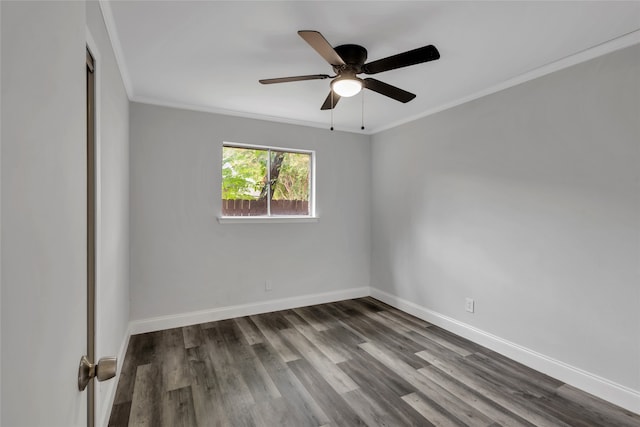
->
<box><xmin>218</xmin><ymin>142</ymin><xmax>317</xmax><ymax>223</ymax></box>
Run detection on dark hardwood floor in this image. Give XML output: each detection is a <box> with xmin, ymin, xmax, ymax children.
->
<box><xmin>108</xmin><ymin>297</ymin><xmax>640</xmax><ymax>426</ymax></box>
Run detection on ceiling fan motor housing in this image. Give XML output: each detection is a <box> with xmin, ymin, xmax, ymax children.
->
<box><xmin>333</xmin><ymin>44</ymin><xmax>368</xmax><ymax>74</ymax></box>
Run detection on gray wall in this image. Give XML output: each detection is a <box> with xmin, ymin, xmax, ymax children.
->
<box><xmin>130</xmin><ymin>103</ymin><xmax>371</xmax><ymax>321</ymax></box>
<box><xmin>2</xmin><ymin>2</ymin><xmax>87</xmax><ymax>425</ymax></box>
<box><xmin>371</xmin><ymin>44</ymin><xmax>640</xmax><ymax>392</ymax></box>
<box><xmin>86</xmin><ymin>1</ymin><xmax>131</xmax><ymax>425</ymax></box>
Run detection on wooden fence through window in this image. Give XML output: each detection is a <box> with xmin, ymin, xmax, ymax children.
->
<box><xmin>222</xmin><ymin>199</ymin><xmax>309</xmax><ymax>216</ymax></box>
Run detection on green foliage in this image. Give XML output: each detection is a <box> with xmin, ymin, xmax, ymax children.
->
<box><xmin>222</xmin><ymin>147</ymin><xmax>266</xmax><ymax>200</ymax></box>
<box><xmin>222</xmin><ymin>146</ymin><xmax>310</xmax><ymax>201</ymax></box>
<box><xmin>271</xmin><ymin>151</ymin><xmax>310</xmax><ymax>201</ymax></box>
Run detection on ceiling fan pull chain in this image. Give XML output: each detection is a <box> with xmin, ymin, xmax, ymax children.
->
<box><xmin>361</xmin><ymin>90</ymin><xmax>365</xmax><ymax>130</ymax></box>
<box><xmin>330</xmin><ymin>91</ymin><xmax>334</xmax><ymax>131</ymax></box>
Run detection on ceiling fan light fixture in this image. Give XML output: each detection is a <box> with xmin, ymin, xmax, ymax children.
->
<box><xmin>331</xmin><ymin>76</ymin><xmax>363</xmax><ymax>97</ymax></box>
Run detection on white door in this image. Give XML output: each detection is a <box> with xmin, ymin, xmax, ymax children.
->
<box><xmin>2</xmin><ymin>3</ymin><xmax>114</xmax><ymax>426</ymax></box>
<box><xmin>1</xmin><ymin>2</ymin><xmax>90</xmax><ymax>426</ymax></box>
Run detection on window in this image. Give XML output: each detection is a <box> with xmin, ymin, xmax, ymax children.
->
<box><xmin>221</xmin><ymin>143</ymin><xmax>315</xmax><ymax>218</ymax></box>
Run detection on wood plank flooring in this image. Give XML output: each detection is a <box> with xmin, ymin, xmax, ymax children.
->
<box><xmin>108</xmin><ymin>298</ymin><xmax>640</xmax><ymax>426</ymax></box>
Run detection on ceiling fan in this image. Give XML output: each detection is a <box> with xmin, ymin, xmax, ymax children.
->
<box><xmin>259</xmin><ymin>30</ymin><xmax>440</xmax><ymax>110</ymax></box>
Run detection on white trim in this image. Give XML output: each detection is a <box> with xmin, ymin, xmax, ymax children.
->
<box><xmin>217</xmin><ymin>216</ymin><xmax>319</xmax><ymax>224</ymax></box>
<box><xmin>309</xmin><ymin>148</ymin><xmax>316</xmax><ymax>217</ymax></box>
<box><xmin>86</xmin><ymin>27</ymin><xmax>132</xmax><ymax>427</ymax></box>
<box><xmin>98</xmin><ymin>326</ymin><xmax>131</xmax><ymax>427</ymax></box>
<box><xmin>370</xmin><ymin>29</ymin><xmax>640</xmax><ymax>134</ymax></box>
<box><xmin>221</xmin><ymin>143</ymin><xmax>316</xmax><ymax>221</ymax></box>
<box><xmin>126</xmin><ymin>30</ymin><xmax>640</xmax><ymax>136</ymax></box>
<box><xmin>98</xmin><ymin>0</ymin><xmax>133</xmax><ymax>98</ymax></box>
<box><xmin>112</xmin><ymin>287</ymin><xmax>639</xmax><ymax>416</ymax></box>
<box><xmin>370</xmin><ymin>287</ymin><xmax>640</xmax><ymax>415</ymax></box>
<box><xmin>85</xmin><ymin>29</ymin><xmax>103</xmax><ymax>356</ymax></box>
<box><xmin>0</xmin><ymin>3</ymin><xmax>3</xmax><ymax>423</ymax></box>
<box><xmin>131</xmin><ymin>95</ymin><xmax>363</xmax><ymax>134</ymax></box>
<box><xmin>129</xmin><ymin>287</ymin><xmax>369</xmax><ymax>335</ymax></box>
<box><xmin>87</xmin><ymin>26</ymin><xmax>111</xmax><ymax>427</ymax></box>
<box><xmin>224</xmin><ymin>141</ymin><xmax>314</xmax><ymax>156</ymax></box>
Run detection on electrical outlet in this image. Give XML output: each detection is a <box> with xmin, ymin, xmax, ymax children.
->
<box><xmin>465</xmin><ymin>297</ymin><xmax>475</xmax><ymax>313</ymax></box>
<box><xmin>265</xmin><ymin>280</ymin><xmax>273</xmax><ymax>292</ymax></box>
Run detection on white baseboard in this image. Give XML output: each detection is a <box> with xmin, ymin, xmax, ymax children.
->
<box><xmin>101</xmin><ymin>287</ymin><xmax>367</xmax><ymax>425</ymax></box>
<box><xmin>129</xmin><ymin>287</ymin><xmax>370</xmax><ymax>335</ymax></box>
<box><xmin>370</xmin><ymin>287</ymin><xmax>640</xmax><ymax>415</ymax></box>
<box><xmin>99</xmin><ymin>326</ymin><xmax>132</xmax><ymax>427</ymax></box>
<box><xmin>104</xmin><ymin>287</ymin><xmax>639</xmax><ymax>417</ymax></box>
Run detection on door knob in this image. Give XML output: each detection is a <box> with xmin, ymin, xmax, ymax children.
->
<box><xmin>78</xmin><ymin>355</ymin><xmax>117</xmax><ymax>391</ymax></box>
<box><xmin>95</xmin><ymin>357</ymin><xmax>117</xmax><ymax>381</ymax></box>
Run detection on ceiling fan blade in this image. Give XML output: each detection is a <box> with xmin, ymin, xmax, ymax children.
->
<box><xmin>259</xmin><ymin>74</ymin><xmax>330</xmax><ymax>84</ymax></box>
<box><xmin>363</xmin><ymin>45</ymin><xmax>440</xmax><ymax>75</ymax></box>
<box><xmin>320</xmin><ymin>91</ymin><xmax>341</xmax><ymax>110</ymax></box>
<box><xmin>364</xmin><ymin>78</ymin><xmax>416</xmax><ymax>103</ymax></box>
<box><xmin>298</xmin><ymin>30</ymin><xmax>345</xmax><ymax>66</ymax></box>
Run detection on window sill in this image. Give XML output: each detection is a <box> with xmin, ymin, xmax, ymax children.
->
<box><xmin>217</xmin><ymin>216</ymin><xmax>319</xmax><ymax>224</ymax></box>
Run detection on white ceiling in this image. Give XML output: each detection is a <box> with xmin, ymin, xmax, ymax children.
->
<box><xmin>101</xmin><ymin>1</ymin><xmax>640</xmax><ymax>134</ymax></box>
